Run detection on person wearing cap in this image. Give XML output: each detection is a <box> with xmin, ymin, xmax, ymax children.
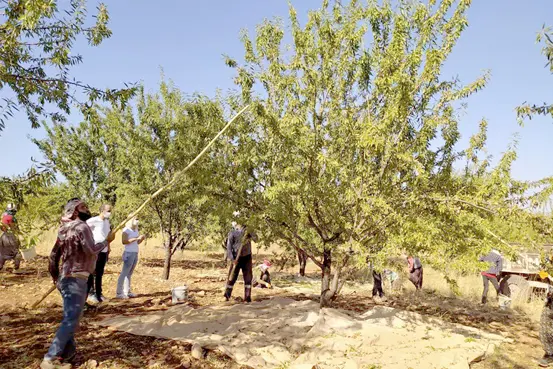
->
<box><xmin>42</xmin><ymin>198</ymin><xmax>106</xmax><ymax>369</ymax></box>
<box><xmin>253</xmin><ymin>260</ymin><xmax>272</xmax><ymax>288</ymax></box>
<box><xmin>0</xmin><ymin>203</ymin><xmax>22</xmax><ymax>272</ymax></box>
<box><xmin>224</xmin><ymin>222</ymin><xmax>258</xmax><ymax>302</ymax></box>
<box><xmin>85</xmin><ymin>204</ymin><xmax>115</xmax><ymax>304</ymax></box>
<box><xmin>479</xmin><ymin>249</ymin><xmax>503</xmax><ymax>304</ymax></box>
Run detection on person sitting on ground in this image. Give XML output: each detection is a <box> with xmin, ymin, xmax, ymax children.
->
<box><xmin>253</xmin><ymin>259</ymin><xmax>272</xmax><ymax>288</ymax></box>
<box><xmin>42</xmin><ymin>198</ymin><xmax>106</xmax><ymax>369</ymax></box>
<box><xmin>116</xmin><ymin>217</ymin><xmax>145</xmax><ymax>299</ymax></box>
<box><xmin>224</xmin><ymin>223</ymin><xmax>258</xmax><ymax>303</ymax></box>
<box><xmin>86</xmin><ymin>204</ymin><xmax>115</xmax><ymax>304</ymax></box>
<box><xmin>479</xmin><ymin>249</ymin><xmax>503</xmax><ymax>304</ymax></box>
<box><xmin>0</xmin><ymin>203</ymin><xmax>22</xmax><ymax>272</ymax></box>
<box><xmin>407</xmin><ymin>255</ymin><xmax>423</xmax><ymax>291</ymax></box>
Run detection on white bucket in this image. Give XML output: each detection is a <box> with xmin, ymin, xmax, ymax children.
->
<box><xmin>498</xmin><ymin>294</ymin><xmax>512</xmax><ymax>310</ymax></box>
<box><xmin>172</xmin><ymin>285</ymin><xmax>188</xmax><ymax>304</ymax></box>
<box><xmin>20</xmin><ymin>246</ymin><xmax>37</xmax><ymax>261</ymax></box>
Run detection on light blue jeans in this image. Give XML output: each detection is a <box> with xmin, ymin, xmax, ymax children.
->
<box><xmin>116</xmin><ymin>251</ymin><xmax>138</xmax><ymax>296</ymax></box>
<box><xmin>45</xmin><ymin>277</ymin><xmax>87</xmax><ymax>360</ymax></box>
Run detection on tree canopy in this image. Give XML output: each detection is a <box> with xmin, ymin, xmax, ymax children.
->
<box><xmin>0</xmin><ymin>0</ymin><xmax>135</xmax><ymax>132</ymax></box>
<box><xmin>218</xmin><ymin>0</ymin><xmax>546</xmax><ymax>306</ymax></box>
<box><xmin>35</xmin><ymin>81</ymin><xmax>233</xmax><ymax>279</ymax></box>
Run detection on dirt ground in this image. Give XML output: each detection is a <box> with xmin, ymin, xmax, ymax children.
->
<box><xmin>0</xmin><ymin>248</ymin><xmax>547</xmax><ymax>369</ymax></box>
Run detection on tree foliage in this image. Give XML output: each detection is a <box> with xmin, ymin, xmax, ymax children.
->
<box><xmin>0</xmin><ymin>165</ymin><xmax>68</xmax><ymax>249</ymax></box>
<box><xmin>220</xmin><ymin>0</ymin><xmax>544</xmax><ymax>306</ymax></box>
<box><xmin>35</xmin><ymin>81</ymin><xmax>231</xmax><ymax>279</ymax></box>
<box><xmin>0</xmin><ymin>0</ymin><xmax>136</xmax><ymax>132</ymax></box>
<box><xmin>517</xmin><ymin>25</ymin><xmax>553</xmax><ymax>122</ymax></box>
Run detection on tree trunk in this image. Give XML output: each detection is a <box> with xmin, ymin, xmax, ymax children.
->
<box><xmin>297</xmin><ymin>249</ymin><xmax>308</xmax><ymax>276</ymax></box>
<box><xmin>163</xmin><ymin>242</ymin><xmax>172</xmax><ymax>280</ymax></box>
<box><xmin>320</xmin><ymin>248</ymin><xmax>332</xmax><ymax>308</ymax></box>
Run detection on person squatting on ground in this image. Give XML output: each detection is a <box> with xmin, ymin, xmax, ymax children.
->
<box><xmin>42</xmin><ymin>198</ymin><xmax>107</xmax><ymax>369</ymax></box>
<box><xmin>479</xmin><ymin>249</ymin><xmax>503</xmax><ymax>304</ymax></box>
<box><xmin>0</xmin><ymin>203</ymin><xmax>22</xmax><ymax>271</ymax></box>
<box><xmin>407</xmin><ymin>255</ymin><xmax>423</xmax><ymax>290</ymax></box>
<box><xmin>253</xmin><ymin>259</ymin><xmax>272</xmax><ymax>288</ymax></box>
<box><xmin>86</xmin><ymin>204</ymin><xmax>115</xmax><ymax>304</ymax></box>
<box><xmin>116</xmin><ymin>217</ymin><xmax>145</xmax><ymax>299</ymax></box>
<box><xmin>539</xmin><ymin>287</ymin><xmax>553</xmax><ymax>367</ymax></box>
<box><xmin>224</xmin><ymin>223</ymin><xmax>258</xmax><ymax>303</ymax></box>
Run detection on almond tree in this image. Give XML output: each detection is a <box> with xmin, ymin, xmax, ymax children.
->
<box><xmin>35</xmin><ymin>81</ymin><xmax>226</xmax><ymax>279</ymax></box>
<box><xmin>221</xmin><ymin>0</ymin><xmax>543</xmax><ymax>307</ymax></box>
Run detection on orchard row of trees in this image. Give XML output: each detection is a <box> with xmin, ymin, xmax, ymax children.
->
<box><xmin>1</xmin><ymin>0</ymin><xmax>552</xmax><ymax>307</ymax></box>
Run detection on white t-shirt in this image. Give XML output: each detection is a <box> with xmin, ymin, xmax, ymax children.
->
<box><xmin>123</xmin><ymin>227</ymin><xmax>140</xmax><ymax>253</ymax></box>
<box><xmin>86</xmin><ymin>216</ymin><xmax>110</xmax><ymax>253</ymax></box>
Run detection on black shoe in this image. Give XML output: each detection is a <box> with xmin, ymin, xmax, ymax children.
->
<box><xmin>63</xmin><ymin>351</ymin><xmax>76</xmax><ymax>364</ymax></box>
<box><xmin>539</xmin><ymin>354</ymin><xmax>553</xmax><ymax>367</ymax></box>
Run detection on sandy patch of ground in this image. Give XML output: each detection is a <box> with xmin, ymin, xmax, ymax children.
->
<box><xmin>98</xmin><ymin>297</ymin><xmax>506</xmax><ymax>369</ymax></box>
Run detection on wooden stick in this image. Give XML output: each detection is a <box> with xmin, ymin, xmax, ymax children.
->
<box><xmin>31</xmin><ymin>285</ymin><xmax>56</xmax><ymax>309</ymax></box>
<box><xmin>30</xmin><ymin>105</ymin><xmax>250</xmax><ymax>309</ymax></box>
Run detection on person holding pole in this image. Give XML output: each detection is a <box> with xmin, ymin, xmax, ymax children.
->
<box><xmin>479</xmin><ymin>249</ymin><xmax>503</xmax><ymax>304</ymax></box>
<box><xmin>224</xmin><ymin>220</ymin><xmax>257</xmax><ymax>303</ymax></box>
<box><xmin>42</xmin><ymin>198</ymin><xmax>106</xmax><ymax>369</ymax></box>
<box><xmin>115</xmin><ymin>217</ymin><xmax>145</xmax><ymax>299</ymax></box>
<box><xmin>86</xmin><ymin>204</ymin><xmax>115</xmax><ymax>304</ymax></box>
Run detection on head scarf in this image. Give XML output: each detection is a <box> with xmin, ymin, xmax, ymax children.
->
<box><xmin>62</xmin><ymin>198</ymin><xmax>83</xmax><ymax>223</ymax></box>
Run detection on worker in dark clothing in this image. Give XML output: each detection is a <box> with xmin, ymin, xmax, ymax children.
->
<box><xmin>540</xmin><ymin>287</ymin><xmax>553</xmax><ymax>367</ymax></box>
<box><xmin>479</xmin><ymin>249</ymin><xmax>503</xmax><ymax>304</ymax></box>
<box><xmin>407</xmin><ymin>256</ymin><xmax>423</xmax><ymax>290</ymax></box>
<box><xmin>372</xmin><ymin>269</ymin><xmax>385</xmax><ymax>298</ymax></box>
<box><xmin>224</xmin><ymin>224</ymin><xmax>257</xmax><ymax>303</ymax></box>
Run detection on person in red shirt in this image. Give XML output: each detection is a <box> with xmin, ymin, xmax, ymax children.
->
<box><xmin>0</xmin><ymin>203</ymin><xmax>21</xmax><ymax>271</ymax></box>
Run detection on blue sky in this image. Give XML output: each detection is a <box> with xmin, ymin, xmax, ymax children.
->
<box><xmin>1</xmin><ymin>0</ymin><xmax>552</xmax><ymax>181</ymax></box>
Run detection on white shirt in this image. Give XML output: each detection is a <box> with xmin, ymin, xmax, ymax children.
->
<box><xmin>86</xmin><ymin>216</ymin><xmax>111</xmax><ymax>253</ymax></box>
<box><xmin>123</xmin><ymin>227</ymin><xmax>140</xmax><ymax>253</ymax></box>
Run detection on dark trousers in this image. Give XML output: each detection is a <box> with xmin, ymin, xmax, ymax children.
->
<box><xmin>372</xmin><ymin>270</ymin><xmax>384</xmax><ymax>297</ymax></box>
<box><xmin>482</xmin><ymin>274</ymin><xmax>500</xmax><ymax>303</ymax></box>
<box><xmin>0</xmin><ymin>254</ymin><xmax>21</xmax><ymax>270</ymax></box>
<box><xmin>224</xmin><ymin>254</ymin><xmax>253</xmax><ymax>302</ymax></box>
<box><xmin>409</xmin><ymin>267</ymin><xmax>423</xmax><ymax>290</ymax></box>
<box><xmin>87</xmin><ymin>252</ymin><xmax>107</xmax><ymax>299</ymax></box>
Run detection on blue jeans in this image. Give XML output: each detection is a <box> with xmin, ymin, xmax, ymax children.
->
<box><xmin>45</xmin><ymin>277</ymin><xmax>88</xmax><ymax>360</ymax></box>
<box><xmin>116</xmin><ymin>252</ymin><xmax>138</xmax><ymax>296</ymax></box>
